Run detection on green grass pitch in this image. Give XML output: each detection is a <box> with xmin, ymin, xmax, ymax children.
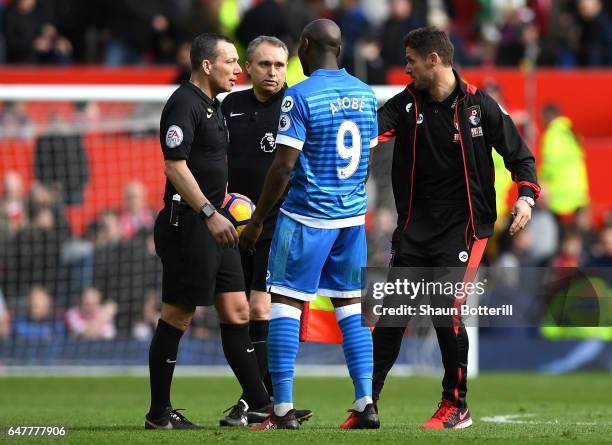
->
<box><xmin>1</xmin><ymin>373</ymin><xmax>611</xmax><ymax>444</ymax></box>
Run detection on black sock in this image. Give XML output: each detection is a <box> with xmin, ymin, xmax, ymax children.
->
<box><xmin>148</xmin><ymin>318</ymin><xmax>183</xmax><ymax>418</ymax></box>
<box><xmin>220</xmin><ymin>322</ymin><xmax>270</xmax><ymax>409</ymax></box>
<box><xmin>372</xmin><ymin>326</ymin><xmax>405</xmax><ymax>401</ymax></box>
<box><xmin>249</xmin><ymin>319</ymin><xmax>273</xmax><ymax>397</ymax></box>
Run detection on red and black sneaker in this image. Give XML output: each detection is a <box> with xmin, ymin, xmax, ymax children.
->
<box><xmin>421</xmin><ymin>400</ymin><xmax>472</xmax><ymax>429</ymax></box>
<box><xmin>250</xmin><ymin>409</ymin><xmax>300</xmax><ymax>430</ymax></box>
<box><xmin>339</xmin><ymin>403</ymin><xmax>380</xmax><ymax>429</ymax></box>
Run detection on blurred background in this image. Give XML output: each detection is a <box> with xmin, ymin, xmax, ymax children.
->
<box><xmin>0</xmin><ymin>0</ymin><xmax>612</xmax><ymax>374</ymax></box>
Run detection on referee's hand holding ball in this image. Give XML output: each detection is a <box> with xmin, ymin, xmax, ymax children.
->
<box><xmin>207</xmin><ymin>211</ymin><xmax>239</xmax><ymax>248</ymax></box>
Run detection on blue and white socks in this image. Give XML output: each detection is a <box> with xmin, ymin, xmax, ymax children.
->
<box><xmin>268</xmin><ymin>301</ymin><xmax>374</xmax><ymax>416</ymax></box>
<box><xmin>268</xmin><ymin>303</ymin><xmax>301</xmax><ymax>416</ymax></box>
<box><xmin>336</xmin><ymin>303</ymin><xmax>374</xmax><ymax>412</ymax></box>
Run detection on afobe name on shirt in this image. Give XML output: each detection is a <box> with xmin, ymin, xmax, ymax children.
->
<box><xmin>330</xmin><ymin>96</ymin><xmax>368</xmax><ymax>115</ymax></box>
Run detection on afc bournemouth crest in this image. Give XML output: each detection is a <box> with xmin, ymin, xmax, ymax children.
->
<box><xmin>467</xmin><ymin>105</ymin><xmax>481</xmax><ymax>126</ymax></box>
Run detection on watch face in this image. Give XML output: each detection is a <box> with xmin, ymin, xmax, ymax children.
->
<box><xmin>202</xmin><ymin>204</ymin><xmax>215</xmax><ymax>217</ymax></box>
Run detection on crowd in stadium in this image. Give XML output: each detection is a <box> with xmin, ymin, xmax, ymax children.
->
<box><xmin>1</xmin><ymin>0</ymin><xmax>612</xmax><ymax>345</ymax></box>
<box><xmin>0</xmin><ymin>171</ymin><xmax>220</xmax><ymax>342</ymax></box>
<box><xmin>1</xmin><ymin>107</ymin><xmax>611</xmax><ymax>342</ymax></box>
<box><xmin>0</xmin><ymin>0</ymin><xmax>611</xmax><ymax>71</ymax></box>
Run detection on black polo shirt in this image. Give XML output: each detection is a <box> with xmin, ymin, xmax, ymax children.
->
<box><xmin>413</xmin><ymin>85</ymin><xmax>467</xmax><ymax>201</ymax></box>
<box><xmin>160</xmin><ymin>82</ymin><xmax>229</xmax><ymax>208</ymax></box>
<box><xmin>221</xmin><ymin>86</ymin><xmax>286</xmax><ymax>238</ymax></box>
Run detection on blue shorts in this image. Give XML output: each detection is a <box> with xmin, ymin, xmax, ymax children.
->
<box><xmin>266</xmin><ymin>212</ymin><xmax>366</xmax><ymax>301</ymax></box>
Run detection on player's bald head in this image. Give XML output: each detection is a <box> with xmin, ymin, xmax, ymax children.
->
<box><xmin>301</xmin><ymin>19</ymin><xmax>341</xmax><ymax>53</ymax></box>
<box><xmin>298</xmin><ymin>19</ymin><xmax>342</xmax><ymax>76</ymax></box>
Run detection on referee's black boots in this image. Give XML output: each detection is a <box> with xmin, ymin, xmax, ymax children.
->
<box><xmin>145</xmin><ymin>407</ymin><xmax>201</xmax><ymax>429</ymax></box>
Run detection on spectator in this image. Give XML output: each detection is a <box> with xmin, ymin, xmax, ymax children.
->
<box><xmin>552</xmin><ymin>230</ymin><xmax>584</xmax><ymax>268</ymax></box>
<box><xmin>539</xmin><ymin>103</ymin><xmax>590</xmax><ymax>218</ymax></box>
<box><xmin>495</xmin><ymin>7</ymin><xmax>541</xmax><ymax>67</ymax></box>
<box><xmin>0</xmin><ymin>289</ymin><xmax>10</xmax><ymax>340</ymax></box>
<box><xmin>354</xmin><ymin>34</ymin><xmax>387</xmax><ymax>84</ymax></box>
<box><xmin>0</xmin><ymin>101</ymin><xmax>34</xmax><ymax>139</ymax></box>
<box><xmin>173</xmin><ymin>41</ymin><xmax>192</xmax><ymax>84</ymax></box>
<box><xmin>25</xmin><ymin>181</ymin><xmax>70</xmax><ymax>237</ymax></box>
<box><xmin>103</xmin><ymin>0</ymin><xmax>177</xmax><ymax>65</ymax></box>
<box><xmin>65</xmin><ymin>287</ymin><xmax>117</xmax><ymax>340</ymax></box>
<box><xmin>132</xmin><ymin>289</ymin><xmax>160</xmax><ymax>341</ymax></box>
<box><xmin>3</xmin><ymin>201</ymin><xmax>67</xmax><ymax>299</ymax></box>
<box><xmin>586</xmin><ymin>225</ymin><xmax>612</xmax><ymax>267</ymax></box>
<box><xmin>235</xmin><ymin>0</ymin><xmax>292</xmax><ymax>51</ymax></box>
<box><xmin>3</xmin><ymin>0</ymin><xmax>72</xmax><ymax>64</ymax></box>
<box><xmin>334</xmin><ymin>0</ymin><xmax>370</xmax><ymax>73</ymax></box>
<box><xmin>379</xmin><ymin>0</ymin><xmax>423</xmax><ymax>68</ymax></box>
<box><xmin>0</xmin><ymin>171</ymin><xmax>27</xmax><ymax>241</ymax></box>
<box><xmin>11</xmin><ymin>285</ymin><xmax>64</xmax><ymax>340</ymax></box>
<box><xmin>189</xmin><ymin>306</ymin><xmax>213</xmax><ymax>339</ymax></box>
<box><xmin>496</xmin><ymin>228</ymin><xmax>538</xmax><ymax>269</ymax></box>
<box><xmin>73</xmin><ymin>101</ymin><xmax>102</xmax><ymax>133</ymax></box>
<box><xmin>428</xmin><ymin>7</ymin><xmax>473</xmax><ymax>66</ymax></box>
<box><xmin>576</xmin><ymin>0</ymin><xmax>612</xmax><ymax>66</ymax></box>
<box><xmin>180</xmin><ymin>0</ymin><xmax>223</xmax><ymax>43</ymax></box>
<box><xmin>50</xmin><ymin>0</ymin><xmax>102</xmax><ymax>63</ymax></box>
<box><xmin>91</xmin><ymin>209</ymin><xmax>160</xmax><ymax>336</ymax></box>
<box><xmin>574</xmin><ymin>206</ymin><xmax>598</xmax><ymax>257</ymax></box>
<box><xmin>119</xmin><ymin>181</ymin><xmax>154</xmax><ymax>240</ymax></box>
<box><xmin>525</xmin><ymin>190</ymin><xmax>560</xmax><ymax>266</ymax></box>
<box><xmin>33</xmin><ymin>112</ymin><xmax>90</xmax><ymax>206</ymax></box>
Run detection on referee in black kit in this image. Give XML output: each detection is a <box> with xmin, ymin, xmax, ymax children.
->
<box><xmin>146</xmin><ymin>33</ymin><xmax>270</xmax><ymax>429</ymax></box>
<box><xmin>219</xmin><ymin>35</ymin><xmax>311</xmax><ymax>426</ymax></box>
<box><xmin>373</xmin><ymin>27</ymin><xmax>541</xmax><ymax>429</ymax></box>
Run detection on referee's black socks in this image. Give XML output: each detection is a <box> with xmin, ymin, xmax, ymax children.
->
<box><xmin>220</xmin><ymin>322</ymin><xmax>270</xmax><ymax>409</ymax></box>
<box><xmin>249</xmin><ymin>319</ymin><xmax>273</xmax><ymax>396</ymax></box>
<box><xmin>148</xmin><ymin>318</ymin><xmax>183</xmax><ymax>418</ymax></box>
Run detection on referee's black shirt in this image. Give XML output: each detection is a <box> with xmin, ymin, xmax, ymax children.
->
<box><xmin>160</xmin><ymin>82</ymin><xmax>229</xmax><ymax>208</ymax></box>
<box><xmin>221</xmin><ymin>86</ymin><xmax>286</xmax><ymax>238</ymax></box>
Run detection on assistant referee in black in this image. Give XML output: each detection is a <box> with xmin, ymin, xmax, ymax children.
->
<box><xmin>146</xmin><ymin>33</ymin><xmax>270</xmax><ymax>429</ymax></box>
<box><xmin>373</xmin><ymin>27</ymin><xmax>541</xmax><ymax>429</ymax></box>
<box><xmin>219</xmin><ymin>35</ymin><xmax>311</xmax><ymax>426</ymax></box>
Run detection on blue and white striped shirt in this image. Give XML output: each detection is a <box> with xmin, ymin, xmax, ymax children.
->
<box><xmin>275</xmin><ymin>68</ymin><xmax>378</xmax><ymax>228</ymax></box>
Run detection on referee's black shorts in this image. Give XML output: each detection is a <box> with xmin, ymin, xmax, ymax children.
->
<box><xmin>240</xmin><ymin>238</ymin><xmax>272</xmax><ymax>294</ymax></box>
<box><xmin>154</xmin><ymin>206</ymin><xmax>245</xmax><ymax>307</ymax></box>
<box><xmin>239</xmin><ymin>211</ymin><xmax>278</xmax><ymax>295</ymax></box>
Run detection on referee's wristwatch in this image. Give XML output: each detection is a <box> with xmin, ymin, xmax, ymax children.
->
<box><xmin>518</xmin><ymin>196</ymin><xmax>535</xmax><ymax>208</ymax></box>
<box><xmin>199</xmin><ymin>202</ymin><xmax>216</xmax><ymax>220</ymax></box>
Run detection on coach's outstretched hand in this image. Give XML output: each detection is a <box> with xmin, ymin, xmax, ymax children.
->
<box><xmin>207</xmin><ymin>212</ymin><xmax>239</xmax><ymax>248</ymax></box>
<box><xmin>509</xmin><ymin>199</ymin><xmax>532</xmax><ymax>236</ymax></box>
<box><xmin>240</xmin><ymin>221</ymin><xmax>263</xmax><ymax>254</ymax></box>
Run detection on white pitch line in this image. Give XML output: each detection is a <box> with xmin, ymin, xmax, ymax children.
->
<box><xmin>480</xmin><ymin>414</ymin><xmax>597</xmax><ymax>426</ymax></box>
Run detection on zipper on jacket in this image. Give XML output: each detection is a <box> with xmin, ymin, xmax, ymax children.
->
<box><xmin>454</xmin><ymin>95</ymin><xmax>479</xmax><ymax>240</ymax></box>
<box><xmin>402</xmin><ymin>88</ymin><xmax>418</xmax><ymax>233</ymax></box>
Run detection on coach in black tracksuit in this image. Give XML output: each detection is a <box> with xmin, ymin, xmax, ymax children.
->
<box><xmin>373</xmin><ymin>27</ymin><xmax>541</xmax><ymax>429</ymax></box>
